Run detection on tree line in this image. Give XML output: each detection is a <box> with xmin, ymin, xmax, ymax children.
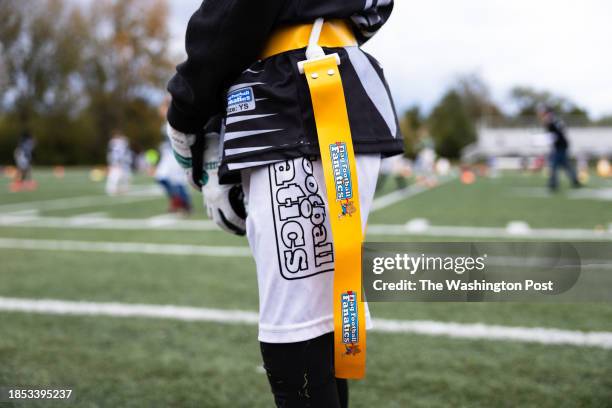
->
<box><xmin>402</xmin><ymin>73</ymin><xmax>612</xmax><ymax>160</ymax></box>
<box><xmin>0</xmin><ymin>0</ymin><xmax>172</xmax><ymax>165</ymax></box>
<box><xmin>1</xmin><ymin>0</ymin><xmax>610</xmax><ymax>164</ymax></box>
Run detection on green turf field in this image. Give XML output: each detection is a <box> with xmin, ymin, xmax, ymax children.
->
<box><xmin>1</xmin><ymin>168</ymin><xmax>611</xmax><ymax>407</ymax></box>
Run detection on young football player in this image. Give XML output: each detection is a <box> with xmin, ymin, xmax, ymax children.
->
<box><xmin>105</xmin><ymin>132</ymin><xmax>133</xmax><ymax>196</ymax></box>
<box><xmin>11</xmin><ymin>130</ymin><xmax>36</xmax><ymax>192</ymax></box>
<box><xmin>167</xmin><ymin>2</ymin><xmax>403</xmax><ymax>406</ymax></box>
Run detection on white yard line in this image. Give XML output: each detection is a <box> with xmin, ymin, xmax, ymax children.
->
<box><xmin>1</xmin><ymin>236</ymin><xmax>609</xmax><ymax>270</ymax></box>
<box><xmin>372</xmin><ymin>319</ymin><xmax>612</xmax><ymax>349</ymax></box>
<box><xmin>70</xmin><ymin>212</ymin><xmax>108</xmax><ymax>219</ymax></box>
<box><xmin>0</xmin><ymin>191</ymin><xmax>162</xmax><ymax>214</ymax></box>
<box><xmin>0</xmin><ymin>215</ymin><xmax>41</xmax><ymax>226</ymax></box>
<box><xmin>367</xmin><ymin>223</ymin><xmax>612</xmax><ymax>241</ymax></box>
<box><xmin>0</xmin><ymin>297</ymin><xmax>611</xmax><ymax>349</ymax></box>
<box><xmin>0</xmin><ymin>238</ymin><xmax>251</xmax><ymax>257</ymax></box>
<box><xmin>371</xmin><ymin>177</ymin><xmax>455</xmax><ymax>212</ymax></box>
<box><xmin>147</xmin><ymin>213</ymin><xmax>184</xmax><ymax>227</ymax></box>
<box><xmin>67</xmin><ymin>213</ymin><xmax>109</xmax><ymax>227</ymax></box>
<box><xmin>2</xmin><ymin>209</ymin><xmax>40</xmax><ymax>216</ymax></box>
<box><xmin>0</xmin><ymin>216</ymin><xmax>218</xmax><ymax>231</ymax></box>
<box><xmin>1</xmin><ymin>213</ymin><xmax>611</xmax><ymax>240</ymax></box>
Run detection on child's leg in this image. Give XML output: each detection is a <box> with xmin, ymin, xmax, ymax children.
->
<box><xmin>261</xmin><ymin>333</ymin><xmax>347</xmax><ymax>408</ymax></box>
<box><xmin>175</xmin><ymin>184</ymin><xmax>192</xmax><ymax>211</ymax></box>
<box><xmin>242</xmin><ymin>154</ymin><xmax>381</xmax><ymax>408</ymax></box>
<box><xmin>157</xmin><ymin>178</ymin><xmax>174</xmax><ymax>198</ymax></box>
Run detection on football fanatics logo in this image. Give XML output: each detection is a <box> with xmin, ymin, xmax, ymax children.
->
<box><xmin>227</xmin><ymin>87</ymin><xmax>256</xmax><ymax>115</ymax></box>
<box><xmin>269</xmin><ymin>158</ymin><xmax>335</xmax><ymax>280</ymax></box>
<box><xmin>341</xmin><ymin>291</ymin><xmax>360</xmax><ymax>355</ymax></box>
<box><xmin>329</xmin><ymin>142</ymin><xmax>356</xmax><ymax>218</ymax></box>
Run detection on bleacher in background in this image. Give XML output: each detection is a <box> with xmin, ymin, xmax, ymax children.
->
<box><xmin>463</xmin><ymin>117</ymin><xmax>612</xmax><ymax>161</ymax></box>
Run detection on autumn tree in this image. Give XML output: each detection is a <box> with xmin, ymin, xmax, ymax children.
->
<box><xmin>399</xmin><ymin>106</ymin><xmax>423</xmax><ymax>159</ymax></box>
<box><xmin>428</xmin><ymin>90</ymin><xmax>477</xmax><ymax>159</ymax></box>
<box><xmin>509</xmin><ymin>86</ymin><xmax>589</xmax><ymax>125</ymax></box>
<box><xmin>454</xmin><ymin>73</ymin><xmax>503</xmax><ymax>124</ymax></box>
<box><xmin>0</xmin><ymin>0</ymin><xmax>91</xmax><ymax>163</ymax></box>
<box><xmin>0</xmin><ymin>0</ymin><xmax>87</xmax><ymax>123</ymax></box>
<box><xmin>81</xmin><ymin>0</ymin><xmax>173</xmax><ymax>160</ymax></box>
<box><xmin>0</xmin><ymin>0</ymin><xmax>173</xmax><ymax>164</ymax></box>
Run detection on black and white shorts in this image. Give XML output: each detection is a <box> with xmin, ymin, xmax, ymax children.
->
<box><xmin>242</xmin><ymin>154</ymin><xmax>379</xmax><ymax>343</ymax></box>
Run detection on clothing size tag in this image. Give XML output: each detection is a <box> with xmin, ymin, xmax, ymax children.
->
<box><xmin>227</xmin><ymin>87</ymin><xmax>256</xmax><ymax>115</ymax></box>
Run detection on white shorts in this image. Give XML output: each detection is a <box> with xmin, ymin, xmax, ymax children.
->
<box><xmin>242</xmin><ymin>154</ymin><xmax>381</xmax><ymax>343</ymax></box>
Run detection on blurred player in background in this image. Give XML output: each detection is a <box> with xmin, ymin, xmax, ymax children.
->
<box><xmin>105</xmin><ymin>131</ymin><xmax>132</xmax><ymax>196</ymax></box>
<box><xmin>378</xmin><ymin>155</ymin><xmax>411</xmax><ymax>191</ymax></box>
<box><xmin>537</xmin><ymin>104</ymin><xmax>581</xmax><ymax>191</ymax></box>
<box><xmin>155</xmin><ymin>100</ymin><xmax>192</xmax><ymax>214</ymax></box>
<box><xmin>414</xmin><ymin>136</ymin><xmax>438</xmax><ymax>187</ymax></box>
<box><xmin>10</xmin><ymin>130</ymin><xmax>37</xmax><ymax>192</ymax></box>
<box><xmin>156</xmin><ymin>138</ymin><xmax>192</xmax><ymax>214</ymax></box>
<box><xmin>166</xmin><ymin>1</ymin><xmax>402</xmax><ymax>406</ymax></box>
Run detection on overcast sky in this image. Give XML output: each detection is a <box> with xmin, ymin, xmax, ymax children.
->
<box><xmin>167</xmin><ymin>1</ymin><xmax>611</xmax><ymax>118</ymax></box>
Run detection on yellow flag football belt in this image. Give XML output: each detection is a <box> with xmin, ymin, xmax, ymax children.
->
<box><xmin>263</xmin><ymin>19</ymin><xmax>366</xmax><ymax>379</ymax></box>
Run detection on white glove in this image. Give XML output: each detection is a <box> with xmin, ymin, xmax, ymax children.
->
<box><xmin>167</xmin><ymin>123</ymin><xmax>246</xmax><ymax>235</ymax></box>
<box><xmin>166</xmin><ymin>124</ymin><xmax>205</xmax><ymax>191</ymax></box>
<box><xmin>201</xmin><ymin>131</ymin><xmax>246</xmax><ymax>236</ymax></box>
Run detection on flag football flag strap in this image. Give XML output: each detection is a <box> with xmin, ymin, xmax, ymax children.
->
<box><xmin>299</xmin><ymin>18</ymin><xmax>367</xmax><ymax>380</ymax></box>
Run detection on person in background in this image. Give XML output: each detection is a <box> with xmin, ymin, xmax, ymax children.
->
<box><xmin>105</xmin><ymin>131</ymin><xmax>133</xmax><ymax>196</ymax></box>
<box><xmin>155</xmin><ymin>100</ymin><xmax>192</xmax><ymax>214</ymax></box>
<box><xmin>378</xmin><ymin>155</ymin><xmax>411</xmax><ymax>192</ymax></box>
<box><xmin>414</xmin><ymin>136</ymin><xmax>437</xmax><ymax>187</ymax></box>
<box><xmin>11</xmin><ymin>130</ymin><xmax>37</xmax><ymax>192</ymax></box>
<box><xmin>537</xmin><ymin>104</ymin><xmax>581</xmax><ymax>191</ymax></box>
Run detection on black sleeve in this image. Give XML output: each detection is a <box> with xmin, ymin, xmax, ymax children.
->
<box><xmin>350</xmin><ymin>1</ymin><xmax>394</xmax><ymax>45</ymax></box>
<box><xmin>167</xmin><ymin>0</ymin><xmax>286</xmax><ymax>134</ymax></box>
<box><xmin>547</xmin><ymin>121</ymin><xmax>564</xmax><ymax>138</ymax></box>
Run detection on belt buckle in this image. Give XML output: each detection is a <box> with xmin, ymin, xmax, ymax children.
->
<box><xmin>298</xmin><ymin>53</ymin><xmax>341</xmax><ymax>75</ymax></box>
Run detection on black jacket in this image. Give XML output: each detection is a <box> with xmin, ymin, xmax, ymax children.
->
<box><xmin>167</xmin><ymin>0</ymin><xmax>394</xmax><ymax>134</ymax></box>
<box><xmin>547</xmin><ymin>118</ymin><xmax>569</xmax><ymax>151</ymax></box>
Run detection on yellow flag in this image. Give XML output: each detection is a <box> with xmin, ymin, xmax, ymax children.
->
<box><xmin>302</xmin><ymin>55</ymin><xmax>366</xmax><ymax>379</ymax></box>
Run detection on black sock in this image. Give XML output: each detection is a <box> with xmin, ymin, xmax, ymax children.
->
<box><xmin>260</xmin><ymin>332</ymin><xmax>348</xmax><ymax>408</ymax></box>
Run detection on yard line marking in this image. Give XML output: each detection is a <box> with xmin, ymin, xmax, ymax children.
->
<box><xmin>0</xmin><ymin>238</ymin><xmax>251</xmax><ymax>257</ymax></box>
<box><xmin>371</xmin><ymin>177</ymin><xmax>455</xmax><ymax>212</ymax></box>
<box><xmin>147</xmin><ymin>213</ymin><xmax>182</xmax><ymax>227</ymax></box>
<box><xmin>0</xmin><ymin>215</ymin><xmax>40</xmax><ymax>225</ymax></box>
<box><xmin>71</xmin><ymin>212</ymin><xmax>108</xmax><ymax>219</ymax></box>
<box><xmin>512</xmin><ymin>187</ymin><xmax>612</xmax><ymax>202</ymax></box>
<box><xmin>367</xmin><ymin>224</ymin><xmax>612</xmax><ymax>241</ymax></box>
<box><xmin>0</xmin><ymin>297</ymin><xmax>611</xmax><ymax>349</ymax></box>
<box><xmin>125</xmin><ymin>186</ymin><xmax>165</xmax><ymax>197</ymax></box>
<box><xmin>148</xmin><ymin>213</ymin><xmax>182</xmax><ymax>221</ymax></box>
<box><xmin>0</xmin><ymin>193</ymin><xmax>161</xmax><ymax>214</ymax></box>
<box><xmin>1</xmin><ymin>237</ymin><xmax>608</xmax><ymax>270</ymax></box>
<box><xmin>1</xmin><ymin>214</ymin><xmax>611</xmax><ymax>240</ymax></box>
<box><xmin>372</xmin><ymin>319</ymin><xmax>612</xmax><ymax>349</ymax></box>
<box><xmin>2</xmin><ymin>209</ymin><xmax>40</xmax><ymax>216</ymax></box>
<box><xmin>0</xmin><ymin>216</ymin><xmax>218</xmax><ymax>231</ymax></box>
<box><xmin>68</xmin><ymin>212</ymin><xmax>109</xmax><ymax>227</ymax></box>
<box><xmin>0</xmin><ymin>297</ymin><xmax>258</xmax><ymax>325</ymax></box>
